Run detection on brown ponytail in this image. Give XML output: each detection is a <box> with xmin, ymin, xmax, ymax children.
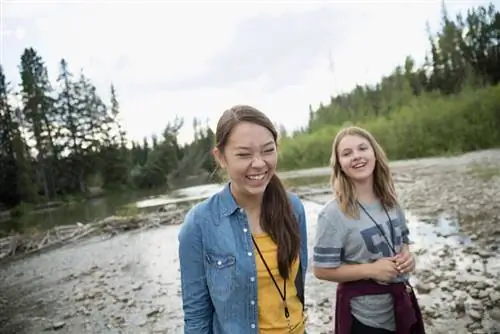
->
<box><xmin>261</xmin><ymin>174</ymin><xmax>300</xmax><ymax>280</ymax></box>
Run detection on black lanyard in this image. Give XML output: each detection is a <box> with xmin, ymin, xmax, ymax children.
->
<box><xmin>358</xmin><ymin>201</ymin><xmax>415</xmax><ymax>292</ymax></box>
<box><xmin>357</xmin><ymin>201</ymin><xmax>396</xmax><ymax>255</ymax></box>
<box><xmin>251</xmin><ymin>236</ymin><xmax>290</xmax><ymax>321</ymax></box>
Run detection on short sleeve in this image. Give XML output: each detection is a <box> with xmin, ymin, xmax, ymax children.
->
<box><xmin>313</xmin><ymin>207</ymin><xmax>347</xmax><ymax>268</ymax></box>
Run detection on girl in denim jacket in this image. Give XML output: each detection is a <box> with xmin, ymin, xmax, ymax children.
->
<box><xmin>178</xmin><ymin>105</ymin><xmax>308</xmax><ymax>334</ymax></box>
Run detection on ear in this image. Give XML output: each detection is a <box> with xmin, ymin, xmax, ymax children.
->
<box><xmin>212</xmin><ymin>147</ymin><xmax>226</xmax><ymax>169</ymax></box>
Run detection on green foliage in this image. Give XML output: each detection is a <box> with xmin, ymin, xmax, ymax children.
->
<box><xmin>279</xmin><ymin>85</ymin><xmax>500</xmax><ymax>170</ymax></box>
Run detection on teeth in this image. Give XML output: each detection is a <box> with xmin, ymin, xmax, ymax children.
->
<box><xmin>353</xmin><ymin>162</ymin><xmax>367</xmax><ymax>168</ymax></box>
<box><xmin>247</xmin><ymin>173</ymin><xmax>266</xmax><ymax>180</ymax></box>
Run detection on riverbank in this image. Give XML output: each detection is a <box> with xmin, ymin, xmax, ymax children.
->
<box><xmin>397</xmin><ymin>150</ymin><xmax>500</xmax><ymax>333</ymax></box>
<box><xmin>0</xmin><ymin>149</ymin><xmax>499</xmax><ymax>333</ymax></box>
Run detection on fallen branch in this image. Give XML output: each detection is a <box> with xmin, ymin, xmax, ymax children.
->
<box><xmin>0</xmin><ymin>207</ymin><xmax>187</xmax><ymax>262</ymax></box>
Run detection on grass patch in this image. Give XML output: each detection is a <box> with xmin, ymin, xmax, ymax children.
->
<box><xmin>466</xmin><ymin>164</ymin><xmax>500</xmax><ymax>181</ymax></box>
<box><xmin>115</xmin><ymin>204</ymin><xmax>141</xmax><ymax>217</ymax></box>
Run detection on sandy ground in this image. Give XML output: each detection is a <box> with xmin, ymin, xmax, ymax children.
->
<box><xmin>1</xmin><ymin>149</ymin><xmax>499</xmax><ymax>334</ymax></box>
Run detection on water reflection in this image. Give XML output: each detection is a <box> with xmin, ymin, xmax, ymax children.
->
<box><xmin>408</xmin><ymin>212</ymin><xmax>472</xmax><ymax>246</ymax></box>
<box><xmin>1</xmin><ymin>189</ymin><xmax>168</xmax><ymax>234</ymax></box>
<box><xmin>171</xmin><ymin>183</ymin><xmax>224</xmax><ymax>198</ymax></box>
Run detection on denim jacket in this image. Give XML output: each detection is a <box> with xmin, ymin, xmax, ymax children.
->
<box><xmin>178</xmin><ymin>183</ymin><xmax>308</xmax><ymax>334</ymax></box>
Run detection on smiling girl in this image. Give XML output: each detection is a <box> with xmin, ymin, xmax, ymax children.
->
<box><xmin>312</xmin><ymin>126</ymin><xmax>425</xmax><ymax>334</ymax></box>
<box><xmin>178</xmin><ymin>105</ymin><xmax>308</xmax><ymax>334</ymax></box>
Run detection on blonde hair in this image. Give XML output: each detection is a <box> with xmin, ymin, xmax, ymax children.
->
<box><xmin>330</xmin><ymin>126</ymin><xmax>398</xmax><ymax>218</ymax></box>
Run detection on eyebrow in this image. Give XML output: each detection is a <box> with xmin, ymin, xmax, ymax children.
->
<box><xmin>235</xmin><ymin>140</ymin><xmax>275</xmax><ymax>150</ymax></box>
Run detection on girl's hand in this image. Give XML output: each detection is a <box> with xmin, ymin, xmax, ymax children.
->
<box><xmin>394</xmin><ymin>250</ymin><xmax>415</xmax><ymax>274</ymax></box>
<box><xmin>368</xmin><ymin>258</ymin><xmax>399</xmax><ymax>282</ymax></box>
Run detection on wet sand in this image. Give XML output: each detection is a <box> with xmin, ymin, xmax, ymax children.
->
<box><xmin>1</xmin><ymin>150</ymin><xmax>499</xmax><ymax>334</ymax></box>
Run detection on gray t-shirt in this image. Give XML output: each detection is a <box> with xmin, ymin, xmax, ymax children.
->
<box><xmin>313</xmin><ymin>199</ymin><xmax>410</xmax><ymax>331</ymax></box>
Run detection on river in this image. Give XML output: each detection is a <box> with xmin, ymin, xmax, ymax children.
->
<box><xmin>0</xmin><ymin>171</ymin><xmax>332</xmax><ymax>236</ymax></box>
<box><xmin>1</xmin><ymin>150</ymin><xmax>500</xmax><ymax>333</ymax></box>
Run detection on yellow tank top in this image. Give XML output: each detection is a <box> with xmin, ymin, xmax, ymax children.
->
<box><xmin>253</xmin><ymin>233</ymin><xmax>306</xmax><ymax>333</ymax></box>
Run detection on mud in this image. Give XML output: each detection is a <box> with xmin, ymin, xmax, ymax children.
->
<box><xmin>1</xmin><ymin>149</ymin><xmax>499</xmax><ymax>334</ymax></box>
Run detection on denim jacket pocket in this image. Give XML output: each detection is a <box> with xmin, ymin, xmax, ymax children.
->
<box><xmin>205</xmin><ymin>252</ymin><xmax>236</xmax><ymax>298</ymax></box>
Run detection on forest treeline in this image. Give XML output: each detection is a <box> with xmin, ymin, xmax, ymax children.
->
<box><xmin>279</xmin><ymin>3</ymin><xmax>500</xmax><ymax>169</ymax></box>
<box><xmin>1</xmin><ymin>2</ymin><xmax>499</xmax><ymax>209</ymax></box>
<box><xmin>0</xmin><ymin>54</ymin><xmax>216</xmax><ymax>209</ymax></box>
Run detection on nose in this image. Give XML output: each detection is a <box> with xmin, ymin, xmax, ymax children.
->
<box><xmin>251</xmin><ymin>156</ymin><xmax>266</xmax><ymax>168</ymax></box>
<box><xmin>352</xmin><ymin>150</ymin><xmax>365</xmax><ymax>163</ymax></box>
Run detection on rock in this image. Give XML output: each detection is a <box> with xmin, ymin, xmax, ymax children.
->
<box><xmin>422</xmin><ymin>305</ymin><xmax>439</xmax><ymax>319</ymax></box>
<box><xmin>44</xmin><ymin>321</ymin><xmax>66</xmax><ymax>331</ymax></box>
<box><xmin>317</xmin><ymin>297</ymin><xmax>330</xmax><ymax>307</ymax></box>
<box><xmin>74</xmin><ymin>291</ymin><xmax>85</xmax><ymax>301</ymax></box>
<box><xmin>415</xmin><ymin>282</ymin><xmax>434</xmax><ymax>294</ymax></box>
<box><xmin>488</xmin><ymin>308</ymin><xmax>500</xmax><ymax>321</ymax></box>
<box><xmin>147</xmin><ymin>307</ymin><xmax>164</xmax><ymax>317</ymax></box>
<box><xmin>478</xmin><ymin>289</ymin><xmax>489</xmax><ymax>299</ymax></box>
<box><xmin>465</xmin><ymin>299</ymin><xmax>484</xmax><ymax>321</ymax></box>
<box><xmin>126</xmin><ymin>311</ymin><xmax>152</xmax><ymax>327</ymax></box>
<box><xmin>490</xmin><ymin>291</ymin><xmax>500</xmax><ymax>305</ymax></box>
<box><xmin>469</xmin><ymin>288</ymin><xmax>480</xmax><ymax>298</ymax></box>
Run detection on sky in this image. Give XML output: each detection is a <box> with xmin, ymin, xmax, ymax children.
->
<box><xmin>1</xmin><ymin>0</ymin><xmax>497</xmax><ymax>145</ymax></box>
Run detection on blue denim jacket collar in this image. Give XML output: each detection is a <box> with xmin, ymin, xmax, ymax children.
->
<box><xmin>220</xmin><ymin>183</ymin><xmax>239</xmax><ymax>218</ymax></box>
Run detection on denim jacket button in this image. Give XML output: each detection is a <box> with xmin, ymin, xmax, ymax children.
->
<box><xmin>247</xmin><ymin>252</ymin><xmax>252</xmax><ymax>256</ymax></box>
<box><xmin>250</xmin><ymin>277</ymin><xmax>255</xmax><ymax>282</ymax></box>
<box><xmin>217</xmin><ymin>260</ymin><xmax>222</xmax><ymax>266</ymax></box>
<box><xmin>251</xmin><ymin>324</ymin><xmax>255</xmax><ymax>329</ymax></box>
<box><xmin>243</xmin><ymin>228</ymin><xmax>248</xmax><ymax>232</ymax></box>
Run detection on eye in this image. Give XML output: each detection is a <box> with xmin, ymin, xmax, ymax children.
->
<box><xmin>236</xmin><ymin>153</ymin><xmax>251</xmax><ymax>158</ymax></box>
<box><xmin>263</xmin><ymin>148</ymin><xmax>275</xmax><ymax>154</ymax></box>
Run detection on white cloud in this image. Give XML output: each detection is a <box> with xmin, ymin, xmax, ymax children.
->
<box><xmin>121</xmin><ymin>62</ymin><xmax>335</xmax><ymax>144</ymax></box>
<box><xmin>1</xmin><ymin>0</ymin><xmax>490</xmax><ymax>146</ymax></box>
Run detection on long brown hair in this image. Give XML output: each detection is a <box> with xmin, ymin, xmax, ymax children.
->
<box><xmin>330</xmin><ymin>126</ymin><xmax>398</xmax><ymax>218</ymax></box>
<box><xmin>215</xmin><ymin>105</ymin><xmax>300</xmax><ymax>280</ymax></box>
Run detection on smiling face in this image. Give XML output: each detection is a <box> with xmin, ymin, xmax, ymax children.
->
<box><xmin>336</xmin><ymin>134</ymin><xmax>376</xmax><ymax>183</ymax></box>
<box><xmin>330</xmin><ymin>126</ymin><xmax>397</xmax><ymax>218</ymax></box>
<box><xmin>214</xmin><ymin>121</ymin><xmax>277</xmax><ymax>198</ymax></box>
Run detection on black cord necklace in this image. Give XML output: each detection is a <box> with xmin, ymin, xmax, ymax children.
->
<box><xmin>251</xmin><ymin>235</ymin><xmax>293</xmax><ymax>332</ymax></box>
<box><xmin>357</xmin><ymin>200</ymin><xmax>414</xmax><ymax>293</ymax></box>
